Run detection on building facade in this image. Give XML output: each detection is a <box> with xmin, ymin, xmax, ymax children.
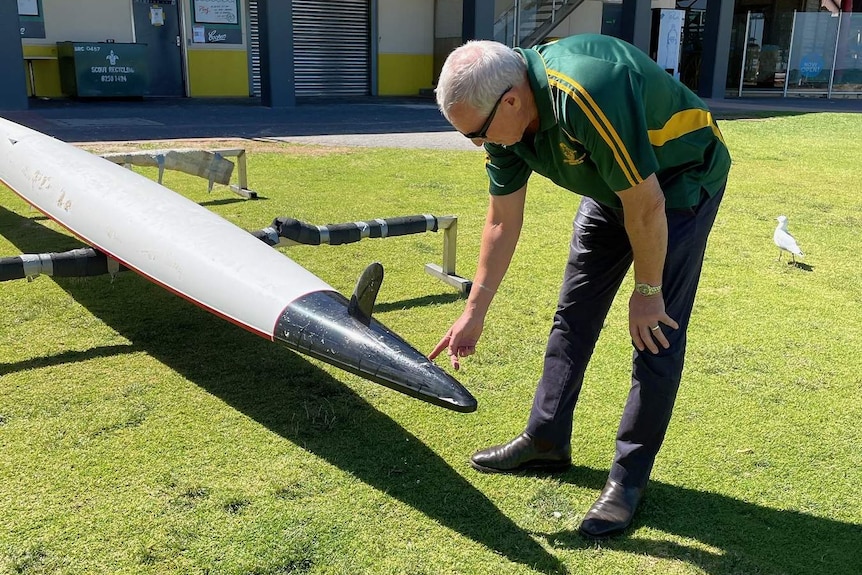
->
<box><xmin>729</xmin><ymin>0</ymin><xmax>862</xmax><ymax>97</ymax></box>
<box><xmin>2</xmin><ymin>0</ymin><xmax>860</xmax><ymax>110</ymax></box>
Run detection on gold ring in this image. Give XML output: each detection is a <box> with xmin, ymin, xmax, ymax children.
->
<box><xmin>650</xmin><ymin>325</ymin><xmax>660</xmax><ymax>331</ymax></box>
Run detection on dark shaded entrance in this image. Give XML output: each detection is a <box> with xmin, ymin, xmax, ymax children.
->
<box><xmin>132</xmin><ymin>0</ymin><xmax>185</xmax><ymax>96</ymax></box>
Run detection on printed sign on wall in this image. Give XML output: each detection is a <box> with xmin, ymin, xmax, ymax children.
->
<box><xmin>191</xmin><ymin>0</ymin><xmax>242</xmax><ymax>44</ymax></box>
<box><xmin>193</xmin><ymin>0</ymin><xmax>238</xmax><ymax>24</ymax></box>
<box><xmin>18</xmin><ymin>0</ymin><xmax>46</xmax><ymax>38</ymax></box>
<box><xmin>17</xmin><ymin>0</ymin><xmax>38</xmax><ymax>15</ymax></box>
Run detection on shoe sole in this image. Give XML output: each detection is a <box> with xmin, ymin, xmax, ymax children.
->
<box><xmin>470</xmin><ymin>460</ymin><xmax>572</xmax><ymax>474</ymax></box>
<box><xmin>577</xmin><ymin>523</ymin><xmax>630</xmax><ymax>540</ymax></box>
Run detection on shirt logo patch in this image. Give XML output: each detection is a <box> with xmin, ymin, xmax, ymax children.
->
<box><xmin>559</xmin><ymin>141</ymin><xmax>586</xmax><ymax>166</ymax></box>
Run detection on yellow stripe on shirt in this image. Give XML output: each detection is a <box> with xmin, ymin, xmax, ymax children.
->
<box><xmin>648</xmin><ymin>109</ymin><xmax>724</xmax><ymax>146</ymax></box>
<box><xmin>548</xmin><ymin>70</ymin><xmax>643</xmax><ymax>187</ymax></box>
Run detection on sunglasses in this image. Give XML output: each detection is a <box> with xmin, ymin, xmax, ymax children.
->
<box><xmin>461</xmin><ymin>86</ymin><xmax>511</xmax><ymax>140</ymax></box>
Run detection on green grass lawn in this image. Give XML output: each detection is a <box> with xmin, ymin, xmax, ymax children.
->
<box><xmin>1</xmin><ymin>112</ymin><xmax>860</xmax><ymax>575</ymax></box>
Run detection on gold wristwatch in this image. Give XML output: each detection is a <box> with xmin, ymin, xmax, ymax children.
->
<box><xmin>635</xmin><ymin>282</ymin><xmax>662</xmax><ymax>297</ymax></box>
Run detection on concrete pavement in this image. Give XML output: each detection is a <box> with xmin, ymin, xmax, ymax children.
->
<box><xmin>1</xmin><ymin>94</ymin><xmax>859</xmax><ymax>149</ymax></box>
<box><xmin>1</xmin><ymin>96</ymin><xmax>467</xmax><ymax>148</ymax></box>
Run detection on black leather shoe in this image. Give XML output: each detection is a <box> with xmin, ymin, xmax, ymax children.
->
<box><xmin>470</xmin><ymin>432</ymin><xmax>571</xmax><ymax>474</ymax></box>
<box><xmin>578</xmin><ymin>479</ymin><xmax>644</xmax><ymax>539</ymax></box>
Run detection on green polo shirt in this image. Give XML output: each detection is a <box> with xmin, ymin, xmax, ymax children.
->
<box><xmin>485</xmin><ymin>34</ymin><xmax>731</xmax><ymax>209</ymax></box>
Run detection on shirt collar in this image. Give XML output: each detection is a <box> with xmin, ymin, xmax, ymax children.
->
<box><xmin>515</xmin><ymin>47</ymin><xmax>557</xmax><ymax>133</ymax></box>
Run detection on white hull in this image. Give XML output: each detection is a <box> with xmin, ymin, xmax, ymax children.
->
<box><xmin>0</xmin><ymin>117</ymin><xmax>328</xmax><ymax>339</ymax></box>
<box><xmin>0</xmin><ymin>117</ymin><xmax>477</xmax><ymax>412</ymax></box>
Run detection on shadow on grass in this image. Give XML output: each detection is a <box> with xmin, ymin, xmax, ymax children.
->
<box><xmin>539</xmin><ymin>465</ymin><xmax>860</xmax><ymax>574</ymax></box>
<box><xmin>198</xmin><ymin>196</ymin><xmax>259</xmax><ymax>208</ymax></box>
<box><xmin>5</xmin><ymin>205</ymin><xmax>858</xmax><ymax>574</ymax></box>
<box><xmin>789</xmin><ymin>261</ymin><xmax>814</xmax><ymax>272</ymax></box>
<box><xmin>0</xmin><ymin>205</ymin><xmax>565</xmax><ymax>574</ymax></box>
<box><xmin>712</xmin><ymin>111</ymin><xmax>806</xmax><ymax>121</ymax></box>
<box><xmin>0</xmin><ymin>344</ymin><xmax>142</xmax><ymax>377</ymax></box>
<box><xmin>374</xmin><ymin>291</ymin><xmax>465</xmax><ymax>313</ymax></box>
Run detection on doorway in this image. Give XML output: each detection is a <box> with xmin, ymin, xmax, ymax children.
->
<box><xmin>132</xmin><ymin>0</ymin><xmax>185</xmax><ymax>96</ymax></box>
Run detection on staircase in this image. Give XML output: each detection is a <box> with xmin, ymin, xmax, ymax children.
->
<box><xmin>494</xmin><ymin>0</ymin><xmax>586</xmax><ymax>48</ymax></box>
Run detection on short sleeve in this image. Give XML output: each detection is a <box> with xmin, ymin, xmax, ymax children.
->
<box><xmin>484</xmin><ymin>143</ymin><xmax>532</xmax><ymax>196</ymax></box>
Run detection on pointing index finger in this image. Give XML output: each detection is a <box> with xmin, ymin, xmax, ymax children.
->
<box><xmin>428</xmin><ymin>334</ymin><xmax>451</xmax><ymax>360</ymax></box>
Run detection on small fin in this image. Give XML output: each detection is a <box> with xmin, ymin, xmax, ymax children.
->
<box><xmin>348</xmin><ymin>262</ymin><xmax>384</xmax><ymax>325</ymax></box>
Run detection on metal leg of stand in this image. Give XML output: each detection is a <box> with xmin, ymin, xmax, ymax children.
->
<box><xmin>424</xmin><ymin>215</ymin><xmax>471</xmax><ymax>295</ymax></box>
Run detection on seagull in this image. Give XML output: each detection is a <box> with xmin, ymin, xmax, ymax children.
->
<box><xmin>774</xmin><ymin>215</ymin><xmax>804</xmax><ymax>264</ymax></box>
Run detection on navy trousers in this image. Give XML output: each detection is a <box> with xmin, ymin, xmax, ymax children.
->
<box><xmin>525</xmin><ymin>184</ymin><xmax>725</xmax><ymax>489</ymax></box>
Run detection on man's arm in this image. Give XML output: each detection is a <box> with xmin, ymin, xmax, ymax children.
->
<box><xmin>616</xmin><ymin>173</ymin><xmax>679</xmax><ymax>353</ymax></box>
<box><xmin>468</xmin><ymin>185</ymin><xmax>526</xmax><ymax>314</ymax></box>
<box><xmin>429</xmin><ymin>185</ymin><xmax>526</xmax><ymax>369</ymax></box>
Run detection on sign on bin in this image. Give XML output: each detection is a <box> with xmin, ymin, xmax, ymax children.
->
<box><xmin>57</xmin><ymin>42</ymin><xmax>149</xmax><ymax>97</ymax></box>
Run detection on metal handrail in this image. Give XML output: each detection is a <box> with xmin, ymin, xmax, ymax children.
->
<box><xmin>494</xmin><ymin>0</ymin><xmax>578</xmax><ymax>47</ymax></box>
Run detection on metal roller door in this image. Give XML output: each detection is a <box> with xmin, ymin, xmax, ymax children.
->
<box><xmin>248</xmin><ymin>0</ymin><xmax>261</xmax><ymax>96</ymax></box>
<box><xmin>293</xmin><ymin>0</ymin><xmax>370</xmax><ymax>96</ymax></box>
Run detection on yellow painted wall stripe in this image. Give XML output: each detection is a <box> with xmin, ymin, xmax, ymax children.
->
<box><xmin>378</xmin><ymin>53</ymin><xmax>432</xmax><ymax>96</ymax></box>
<box><xmin>187</xmin><ymin>49</ymin><xmax>248</xmax><ymax>97</ymax></box>
<box><xmin>22</xmin><ymin>45</ymin><xmax>58</xmax><ymax>57</ymax></box>
<box><xmin>648</xmin><ymin>109</ymin><xmax>724</xmax><ymax>146</ymax></box>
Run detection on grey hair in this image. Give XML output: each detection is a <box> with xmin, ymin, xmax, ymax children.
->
<box><xmin>435</xmin><ymin>40</ymin><xmax>527</xmax><ymax>122</ymax></box>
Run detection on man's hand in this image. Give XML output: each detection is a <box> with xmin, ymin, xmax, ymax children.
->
<box><xmin>629</xmin><ymin>291</ymin><xmax>679</xmax><ymax>353</ymax></box>
<box><xmin>617</xmin><ymin>174</ymin><xmax>677</xmax><ymax>353</ymax></box>
<box><xmin>429</xmin><ymin>186</ymin><xmax>525</xmax><ymax>370</ymax></box>
<box><xmin>428</xmin><ymin>312</ymin><xmax>485</xmax><ymax>370</ymax></box>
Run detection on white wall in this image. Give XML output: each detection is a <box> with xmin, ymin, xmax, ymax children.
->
<box><xmin>39</xmin><ymin>0</ymin><xmax>134</xmax><ymax>45</ymax></box>
<box><xmin>436</xmin><ymin>0</ymin><xmax>463</xmax><ymax>38</ymax></box>
<box><xmin>549</xmin><ymin>0</ymin><xmax>605</xmax><ymax>38</ymax></box>
<box><xmin>378</xmin><ymin>0</ymin><xmax>434</xmax><ymax>54</ymax></box>
<box><xmin>550</xmin><ymin>0</ymin><xmax>675</xmax><ymax>39</ymax></box>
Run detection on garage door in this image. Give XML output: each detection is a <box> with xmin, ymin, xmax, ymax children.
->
<box><xmin>293</xmin><ymin>0</ymin><xmax>370</xmax><ymax>96</ymax></box>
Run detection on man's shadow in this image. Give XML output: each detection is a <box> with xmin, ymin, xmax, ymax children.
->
<box><xmin>540</xmin><ymin>461</ymin><xmax>859</xmax><ymax>574</ymax></box>
<box><xmin>0</xmin><ymin>203</ymin><xmax>564</xmax><ymax>574</ymax></box>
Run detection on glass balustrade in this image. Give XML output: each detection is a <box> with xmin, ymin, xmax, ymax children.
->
<box><xmin>738</xmin><ymin>9</ymin><xmax>862</xmax><ymax>98</ymax></box>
